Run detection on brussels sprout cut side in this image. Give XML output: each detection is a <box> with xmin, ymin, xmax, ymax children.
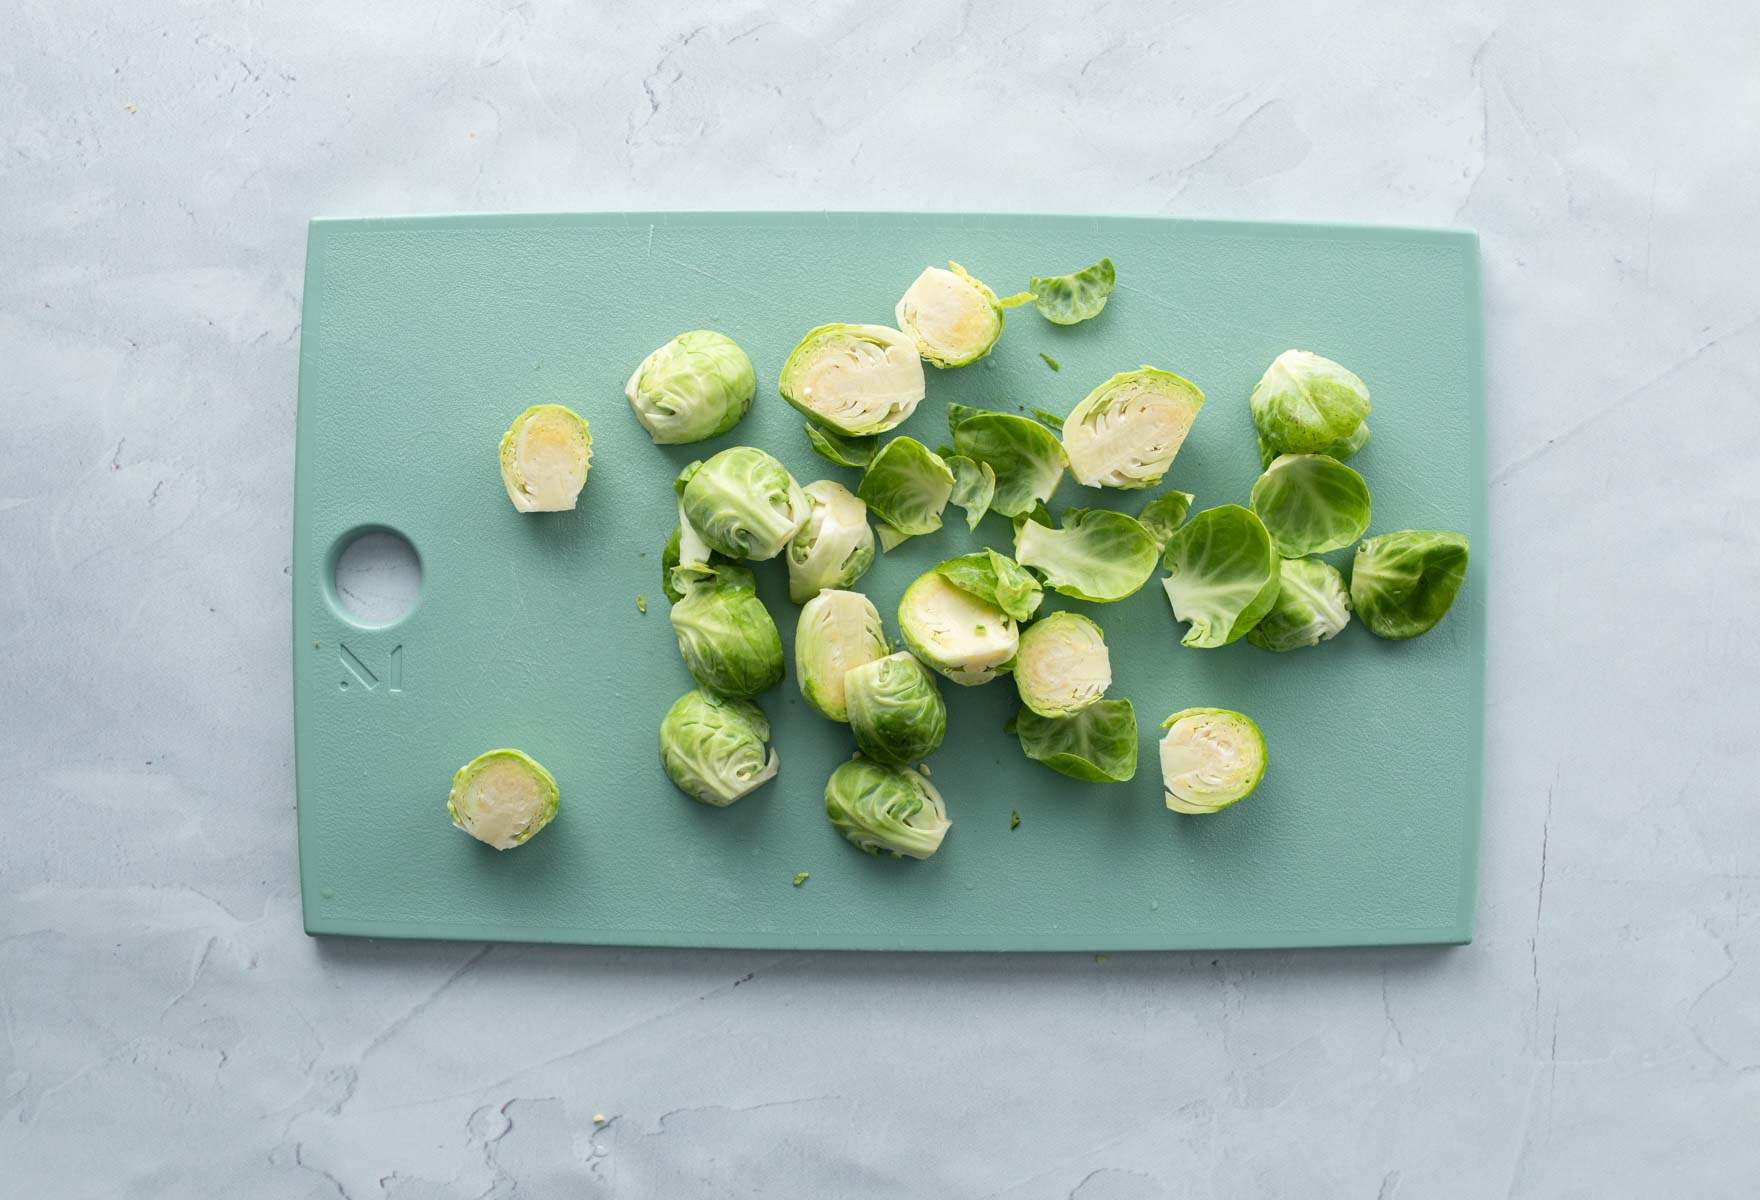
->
<box><xmin>1250</xmin><ymin>350</ymin><xmax>1371</xmax><ymax>457</ymax></box>
<box><xmin>1160</xmin><ymin>505</ymin><xmax>1281</xmax><ymax>648</ymax></box>
<box><xmin>779</xmin><ymin>323</ymin><xmax>926</xmax><ymax>436</ymax></box>
<box><xmin>447</xmin><ymin>749</ymin><xmax>559</xmax><ymax>850</ymax></box>
<box><xmin>1159</xmin><ymin>708</ymin><xmax>1266</xmax><ymax>814</ymax></box>
<box><xmin>824</xmin><ymin>758</ymin><xmax>951</xmax><ymax>860</ymax></box>
<box><xmin>679</xmin><ymin>446</ymin><xmax>810</xmax><ymax>561</ymax></box>
<box><xmin>1062</xmin><ymin>367</ymin><xmax>1205</xmax><ymax>490</ymax></box>
<box><xmin>845</xmin><ymin>651</ymin><xmax>948</xmax><ymax>766</ymax></box>
<box><xmin>1247</xmin><ymin>558</ymin><xmax>1352</xmax><ymax>652</ymax></box>
<box><xmin>659</xmin><ymin>689</ymin><xmax>779</xmax><ymax>806</ymax></box>
<box><xmin>898</xmin><ymin>570</ymin><xmax>1020</xmax><ymax>686</ymax></box>
<box><xmin>498</xmin><ymin>404</ymin><xmax>592</xmax><ymax>513</ymax></box>
<box><xmin>1014</xmin><ymin>699</ymin><xmax>1138</xmax><ymax>783</ymax></box>
<box><xmin>1030</xmin><ymin>257</ymin><xmax>1116</xmax><ymax>325</ymax></box>
<box><xmin>669</xmin><ymin>564</ymin><xmax>784</xmax><ymax>699</ymax></box>
<box><xmin>895</xmin><ymin>262</ymin><xmax>1029</xmax><ymax>368</ymax></box>
<box><xmin>787</xmin><ymin>480</ymin><xmax>876</xmax><ymax>603</ymax></box>
<box><xmin>625</xmin><ymin>330</ymin><xmax>756</xmax><ymax>445</ymax></box>
<box><xmin>795</xmin><ymin>590</ymin><xmax>889</xmax><ymax>722</ymax></box>
<box><xmin>1250</xmin><ymin>453</ymin><xmax>1372</xmax><ymax>558</ymax></box>
<box><xmin>1014</xmin><ymin>612</ymin><xmax>1111</xmax><ymax>718</ymax></box>
<box><xmin>1350</xmin><ymin>530</ymin><xmax>1470</xmax><ymax>640</ymax></box>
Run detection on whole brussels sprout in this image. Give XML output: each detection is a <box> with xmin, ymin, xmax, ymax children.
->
<box><xmin>498</xmin><ymin>404</ymin><xmax>592</xmax><ymax>512</ymax></box>
<box><xmin>1349</xmin><ymin>530</ymin><xmax>1469</xmax><ymax>640</ymax></box>
<box><xmin>895</xmin><ymin>262</ymin><xmax>1028</xmax><ymax>368</ymax></box>
<box><xmin>679</xmin><ymin>446</ymin><xmax>810</xmax><ymax>560</ymax></box>
<box><xmin>1061</xmin><ymin>367</ymin><xmax>1204</xmax><ymax>490</ymax></box>
<box><xmin>625</xmin><ymin>330</ymin><xmax>756</xmax><ymax>444</ymax></box>
<box><xmin>1014</xmin><ymin>612</ymin><xmax>1111</xmax><ymax>718</ymax></box>
<box><xmin>658</xmin><ymin>688</ymin><xmax>778</xmax><ymax>806</ymax></box>
<box><xmin>1247</xmin><ymin>558</ymin><xmax>1352</xmax><ymax>652</ymax></box>
<box><xmin>824</xmin><ymin>758</ymin><xmax>951</xmax><ymax>860</ymax></box>
<box><xmin>669</xmin><ymin>564</ymin><xmax>783</xmax><ymax>698</ymax></box>
<box><xmin>787</xmin><ymin>480</ymin><xmax>876</xmax><ymax>603</ymax></box>
<box><xmin>1249</xmin><ymin>350</ymin><xmax>1371</xmax><ymax>456</ymax></box>
<box><xmin>447</xmin><ymin>748</ymin><xmax>559</xmax><ymax>850</ymax></box>
<box><xmin>779</xmin><ymin>323</ymin><xmax>926</xmax><ymax>436</ymax></box>
<box><xmin>897</xmin><ymin>570</ymin><xmax>1019</xmax><ymax>686</ymax></box>
<box><xmin>1159</xmin><ymin>708</ymin><xmax>1267</xmax><ymax>814</ymax></box>
<box><xmin>844</xmin><ymin>651</ymin><xmax>947</xmax><ymax>766</ymax></box>
<box><xmin>795</xmin><ymin>590</ymin><xmax>888</xmax><ymax>722</ymax></box>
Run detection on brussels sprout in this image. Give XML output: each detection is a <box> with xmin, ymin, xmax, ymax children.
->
<box><xmin>498</xmin><ymin>404</ymin><xmax>592</xmax><ymax>512</ymax></box>
<box><xmin>1061</xmin><ymin>367</ymin><xmax>1205</xmax><ymax>490</ymax></box>
<box><xmin>787</xmin><ymin>480</ymin><xmax>876</xmax><ymax>603</ymax></box>
<box><xmin>1137</xmin><ymin>490</ymin><xmax>1195</xmax><ymax>550</ymax></box>
<box><xmin>857</xmin><ymin>436</ymin><xmax>954</xmax><ymax>544</ymax></box>
<box><xmin>1030</xmin><ymin>257</ymin><xmax>1115</xmax><ymax>325</ymax></box>
<box><xmin>795</xmin><ymin>589</ymin><xmax>888</xmax><ymax>722</ymax></box>
<box><xmin>804</xmin><ymin>422</ymin><xmax>878</xmax><ymax>468</ymax></box>
<box><xmin>1247</xmin><ymin>557</ymin><xmax>1352</xmax><ymax>652</ymax></box>
<box><xmin>1014</xmin><ymin>612</ymin><xmax>1111</xmax><ymax>718</ymax></box>
<box><xmin>779</xmin><ymin>323</ymin><xmax>926</xmax><ymax>436</ymax></box>
<box><xmin>1014</xmin><ymin>508</ymin><xmax>1160</xmax><ymax>603</ymax></box>
<box><xmin>662</xmin><ymin>524</ymin><xmax>729</xmax><ymax>604</ymax></box>
<box><xmin>1159</xmin><ymin>708</ymin><xmax>1266</xmax><ymax>813</ymax></box>
<box><xmin>897</xmin><ymin>570</ymin><xmax>1019</xmax><ymax>686</ymax></box>
<box><xmin>625</xmin><ymin>330</ymin><xmax>755</xmax><ymax>445</ymax></box>
<box><xmin>1250</xmin><ymin>350</ymin><xmax>1371</xmax><ymax>456</ymax></box>
<box><xmin>1250</xmin><ymin>453</ymin><xmax>1372</xmax><ymax>558</ymax></box>
<box><xmin>844</xmin><ymin>651</ymin><xmax>948</xmax><ymax>766</ymax></box>
<box><xmin>447</xmin><ymin>748</ymin><xmax>559</xmax><ymax>849</ymax></box>
<box><xmin>931</xmin><ymin>549</ymin><xmax>1042</xmax><ymax>622</ymax></box>
<box><xmin>658</xmin><ymin>689</ymin><xmax>779</xmax><ymax>806</ymax></box>
<box><xmin>1349</xmin><ymin>530</ymin><xmax>1470</xmax><ymax>640</ymax></box>
<box><xmin>679</xmin><ymin>446</ymin><xmax>810</xmax><ymax>561</ymax></box>
<box><xmin>669</xmin><ymin>564</ymin><xmax>784</xmax><ymax>698</ymax></box>
<box><xmin>895</xmin><ymin>262</ymin><xmax>1029</xmax><ymax>368</ymax></box>
<box><xmin>944</xmin><ymin>454</ymin><xmax>996</xmax><ymax>530</ymax></box>
<box><xmin>1160</xmin><ymin>505</ymin><xmax>1281</xmax><ymax>648</ymax></box>
<box><xmin>1014</xmin><ymin>698</ymin><xmax>1138</xmax><ymax>782</ymax></box>
<box><xmin>949</xmin><ymin>408</ymin><xmax>1067</xmax><ymax>518</ymax></box>
<box><xmin>824</xmin><ymin>758</ymin><xmax>950</xmax><ymax>860</ymax></box>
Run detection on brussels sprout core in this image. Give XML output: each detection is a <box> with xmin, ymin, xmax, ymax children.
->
<box><xmin>625</xmin><ymin>330</ymin><xmax>756</xmax><ymax>445</ymax></box>
<box><xmin>1014</xmin><ymin>612</ymin><xmax>1111</xmax><ymax>717</ymax></box>
<box><xmin>779</xmin><ymin>323</ymin><xmax>926</xmax><ymax>436</ymax></box>
<box><xmin>1061</xmin><ymin>368</ymin><xmax>1204</xmax><ymax>489</ymax></box>
<box><xmin>1159</xmin><ymin>708</ymin><xmax>1266</xmax><ymax>814</ymax></box>
<box><xmin>824</xmin><ymin>758</ymin><xmax>951</xmax><ymax>859</ymax></box>
<box><xmin>895</xmin><ymin>264</ymin><xmax>1005</xmax><ymax>368</ymax></box>
<box><xmin>897</xmin><ymin>571</ymin><xmax>1019</xmax><ymax>686</ymax></box>
<box><xmin>795</xmin><ymin>590</ymin><xmax>888</xmax><ymax>722</ymax></box>
<box><xmin>447</xmin><ymin>749</ymin><xmax>559</xmax><ymax>849</ymax></box>
<box><xmin>498</xmin><ymin>404</ymin><xmax>592</xmax><ymax>512</ymax></box>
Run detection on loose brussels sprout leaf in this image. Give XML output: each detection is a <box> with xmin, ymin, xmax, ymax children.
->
<box><xmin>794</xmin><ymin>589</ymin><xmax>888</xmax><ymax>722</ymax></box>
<box><xmin>1028</xmin><ymin>407</ymin><xmax>1065</xmax><ymax>432</ymax></box>
<box><xmin>662</xmin><ymin>525</ymin><xmax>728</xmax><ymax>604</ymax></box>
<box><xmin>1014</xmin><ymin>698</ymin><xmax>1138</xmax><ymax>782</ymax></box>
<box><xmin>1062</xmin><ymin>367</ymin><xmax>1205</xmax><ymax>489</ymax></box>
<box><xmin>844</xmin><ymin>651</ymin><xmax>948</xmax><ymax>766</ymax></box>
<box><xmin>1159</xmin><ymin>707</ymin><xmax>1266</xmax><ymax>813</ymax></box>
<box><xmin>498</xmin><ymin>404</ymin><xmax>592</xmax><ymax>512</ymax></box>
<box><xmin>931</xmin><ymin>550</ymin><xmax>1042</xmax><ymax>622</ymax></box>
<box><xmin>856</xmin><ymin>436</ymin><xmax>954</xmax><ymax>537</ymax></box>
<box><xmin>1030</xmin><ymin>257</ymin><xmax>1116</xmax><ymax>325</ymax></box>
<box><xmin>658</xmin><ymin>689</ymin><xmax>779</xmax><ymax>806</ymax></box>
<box><xmin>950</xmin><ymin>409</ymin><xmax>1067</xmax><ymax>518</ymax></box>
<box><xmin>680</xmin><ymin>446</ymin><xmax>810</xmax><ymax>561</ymax></box>
<box><xmin>1247</xmin><ymin>557</ymin><xmax>1352</xmax><ymax>652</ymax></box>
<box><xmin>779</xmin><ymin>323</ymin><xmax>926</xmax><ymax>436</ymax></box>
<box><xmin>1250</xmin><ymin>453</ymin><xmax>1372</xmax><ymax>558</ymax></box>
<box><xmin>1250</xmin><ymin>350</ymin><xmax>1371</xmax><ymax>456</ymax></box>
<box><xmin>669</xmin><ymin>564</ymin><xmax>784</xmax><ymax>698</ymax></box>
<box><xmin>1160</xmin><ymin>504</ymin><xmax>1281</xmax><ymax>648</ymax></box>
<box><xmin>1349</xmin><ymin>530</ymin><xmax>1469</xmax><ymax>640</ymax></box>
<box><xmin>898</xmin><ymin>570</ymin><xmax>1019</xmax><ymax>686</ymax></box>
<box><xmin>895</xmin><ymin>262</ymin><xmax>1011</xmax><ymax>368</ymax></box>
<box><xmin>824</xmin><ymin>758</ymin><xmax>950</xmax><ymax>860</ymax></box>
<box><xmin>875</xmin><ymin>521</ymin><xmax>914</xmax><ymax>553</ymax></box>
<box><xmin>1136</xmin><ymin>490</ymin><xmax>1195</xmax><ymax>550</ymax></box>
<box><xmin>447</xmin><ymin>749</ymin><xmax>559</xmax><ymax>850</ymax></box>
<box><xmin>625</xmin><ymin>330</ymin><xmax>756</xmax><ymax>445</ymax></box>
<box><xmin>944</xmin><ymin>455</ymin><xmax>996</xmax><ymax>530</ymax></box>
<box><xmin>787</xmin><ymin>480</ymin><xmax>876</xmax><ymax>603</ymax></box>
<box><xmin>804</xmin><ymin>422</ymin><xmax>878</xmax><ymax>468</ymax></box>
<box><xmin>1014</xmin><ymin>612</ymin><xmax>1111</xmax><ymax>718</ymax></box>
<box><xmin>1014</xmin><ymin>508</ymin><xmax>1159</xmax><ymax>603</ymax></box>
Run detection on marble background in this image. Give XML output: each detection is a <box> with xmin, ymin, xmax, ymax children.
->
<box><xmin>3</xmin><ymin>1</ymin><xmax>1758</xmax><ymax>1196</ymax></box>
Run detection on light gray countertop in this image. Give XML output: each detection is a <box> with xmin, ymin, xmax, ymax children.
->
<box><xmin>3</xmin><ymin>2</ymin><xmax>1757</xmax><ymax>1196</ymax></box>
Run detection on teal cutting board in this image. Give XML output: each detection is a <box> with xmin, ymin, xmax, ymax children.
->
<box><xmin>293</xmin><ymin>213</ymin><xmax>1484</xmax><ymax>951</ymax></box>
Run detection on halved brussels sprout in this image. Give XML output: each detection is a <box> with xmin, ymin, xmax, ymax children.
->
<box><xmin>949</xmin><ymin>408</ymin><xmax>1067</xmax><ymax>518</ymax></box>
<box><xmin>498</xmin><ymin>404</ymin><xmax>592</xmax><ymax>512</ymax></box>
<box><xmin>669</xmin><ymin>564</ymin><xmax>783</xmax><ymax>698</ymax></box>
<box><xmin>824</xmin><ymin>758</ymin><xmax>950</xmax><ymax>860</ymax></box>
<box><xmin>895</xmin><ymin>262</ymin><xmax>1028</xmax><ymax>368</ymax></box>
<box><xmin>658</xmin><ymin>689</ymin><xmax>779</xmax><ymax>806</ymax></box>
<box><xmin>1250</xmin><ymin>453</ymin><xmax>1372</xmax><ymax>558</ymax></box>
<box><xmin>1349</xmin><ymin>530</ymin><xmax>1469</xmax><ymax>640</ymax></box>
<box><xmin>1159</xmin><ymin>708</ymin><xmax>1266</xmax><ymax>814</ymax></box>
<box><xmin>931</xmin><ymin>549</ymin><xmax>1042</xmax><ymax>622</ymax></box>
<box><xmin>1014</xmin><ymin>612</ymin><xmax>1111</xmax><ymax>718</ymax></box>
<box><xmin>844</xmin><ymin>651</ymin><xmax>948</xmax><ymax>766</ymax></box>
<box><xmin>857</xmin><ymin>436</ymin><xmax>954</xmax><ymax>546</ymax></box>
<box><xmin>804</xmin><ymin>422</ymin><xmax>878</xmax><ymax>468</ymax></box>
<box><xmin>1247</xmin><ymin>557</ymin><xmax>1352</xmax><ymax>652</ymax></box>
<box><xmin>1136</xmin><ymin>490</ymin><xmax>1195</xmax><ymax>550</ymax></box>
<box><xmin>625</xmin><ymin>330</ymin><xmax>755</xmax><ymax>445</ymax></box>
<box><xmin>1014</xmin><ymin>508</ymin><xmax>1160</xmax><ymax>603</ymax></box>
<box><xmin>779</xmin><ymin>323</ymin><xmax>926</xmax><ymax>436</ymax></box>
<box><xmin>1013</xmin><ymin>698</ymin><xmax>1138</xmax><ymax>782</ymax></box>
<box><xmin>787</xmin><ymin>480</ymin><xmax>876</xmax><ymax>603</ymax></box>
<box><xmin>447</xmin><ymin>748</ymin><xmax>559</xmax><ymax>849</ymax></box>
<box><xmin>795</xmin><ymin>589</ymin><xmax>888</xmax><ymax>722</ymax></box>
<box><xmin>897</xmin><ymin>570</ymin><xmax>1019</xmax><ymax>686</ymax></box>
<box><xmin>1030</xmin><ymin>257</ymin><xmax>1115</xmax><ymax>325</ymax></box>
<box><xmin>944</xmin><ymin>454</ymin><xmax>996</xmax><ymax>529</ymax></box>
<box><xmin>679</xmin><ymin>446</ymin><xmax>810</xmax><ymax>561</ymax></box>
<box><xmin>1250</xmin><ymin>350</ymin><xmax>1371</xmax><ymax>456</ymax></box>
<box><xmin>1160</xmin><ymin>505</ymin><xmax>1281</xmax><ymax>648</ymax></box>
<box><xmin>1061</xmin><ymin>367</ymin><xmax>1205</xmax><ymax>489</ymax></box>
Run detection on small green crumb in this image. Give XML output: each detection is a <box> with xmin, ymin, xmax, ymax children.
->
<box><xmin>1094</xmin><ymin>954</ymin><xmax>1108</xmax><ymax>964</ymax></box>
<box><xmin>635</xmin><ymin>594</ymin><xmax>647</xmax><ymax>613</ymax></box>
<box><xmin>1039</xmin><ymin>352</ymin><xmax>1061</xmax><ymax>371</ymax></box>
<box><xmin>792</xmin><ymin>872</ymin><xmax>809</xmax><ymax>887</ymax></box>
<box><xmin>1010</xmin><ymin>810</ymin><xmax>1021</xmax><ymax>830</ymax></box>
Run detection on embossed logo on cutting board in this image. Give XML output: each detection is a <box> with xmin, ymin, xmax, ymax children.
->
<box><xmin>339</xmin><ymin>643</ymin><xmax>403</xmax><ymax>693</ymax></box>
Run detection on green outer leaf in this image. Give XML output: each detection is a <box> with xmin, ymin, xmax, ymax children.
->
<box><xmin>804</xmin><ymin>422</ymin><xmax>878</xmax><ymax>468</ymax></box>
<box><xmin>1250</xmin><ymin>453</ymin><xmax>1372</xmax><ymax>558</ymax></box>
<box><xmin>1160</xmin><ymin>504</ymin><xmax>1281</xmax><ymax>648</ymax></box>
<box><xmin>856</xmin><ymin>436</ymin><xmax>954</xmax><ymax>536</ymax></box>
<box><xmin>1136</xmin><ymin>491</ymin><xmax>1195</xmax><ymax>550</ymax></box>
<box><xmin>658</xmin><ymin>688</ymin><xmax>778</xmax><ymax>806</ymax></box>
<box><xmin>1030</xmin><ymin>257</ymin><xmax>1116</xmax><ymax>325</ymax></box>
<box><xmin>1013</xmin><ymin>699</ymin><xmax>1138</xmax><ymax>782</ymax></box>
<box><xmin>1246</xmin><ymin>557</ymin><xmax>1352</xmax><ymax>652</ymax></box>
<box><xmin>844</xmin><ymin>651</ymin><xmax>948</xmax><ymax>766</ymax></box>
<box><xmin>823</xmin><ymin>758</ymin><xmax>950</xmax><ymax>860</ymax></box>
<box><xmin>875</xmin><ymin>521</ymin><xmax>914</xmax><ymax>553</ymax></box>
<box><xmin>931</xmin><ymin>550</ymin><xmax>1043</xmax><ymax>622</ymax></box>
<box><xmin>1349</xmin><ymin>530</ymin><xmax>1470</xmax><ymax>640</ymax></box>
<box><xmin>1028</xmin><ymin>407</ymin><xmax>1065</xmax><ymax>432</ymax></box>
<box><xmin>1249</xmin><ymin>350</ymin><xmax>1371</xmax><ymax>455</ymax></box>
<box><xmin>668</xmin><ymin>564</ymin><xmax>785</xmax><ymax>698</ymax></box>
<box><xmin>1014</xmin><ymin>508</ymin><xmax>1159</xmax><ymax>603</ymax></box>
<box><xmin>944</xmin><ymin>455</ymin><xmax>996</xmax><ymax>530</ymax></box>
<box><xmin>950</xmin><ymin>409</ymin><xmax>1067</xmax><ymax>518</ymax></box>
<box><xmin>679</xmin><ymin>446</ymin><xmax>810</xmax><ymax>560</ymax></box>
